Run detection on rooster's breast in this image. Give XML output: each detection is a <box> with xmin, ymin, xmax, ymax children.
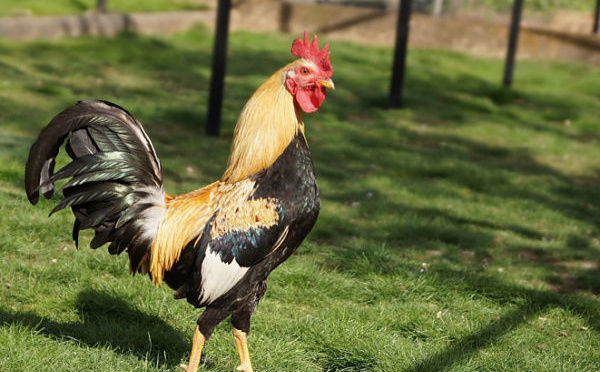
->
<box><xmin>175</xmin><ymin>132</ymin><xmax>319</xmax><ymax>309</ymax></box>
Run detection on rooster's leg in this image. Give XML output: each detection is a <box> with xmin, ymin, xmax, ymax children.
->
<box><xmin>181</xmin><ymin>325</ymin><xmax>206</xmax><ymax>372</ymax></box>
<box><xmin>233</xmin><ymin>327</ymin><xmax>254</xmax><ymax>372</ymax></box>
<box><xmin>230</xmin><ymin>281</ymin><xmax>265</xmax><ymax>372</ymax></box>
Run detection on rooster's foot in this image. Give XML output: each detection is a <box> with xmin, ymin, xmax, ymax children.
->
<box><xmin>236</xmin><ymin>363</ymin><xmax>253</xmax><ymax>372</ymax></box>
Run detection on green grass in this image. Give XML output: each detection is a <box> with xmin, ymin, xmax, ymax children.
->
<box><xmin>1</xmin><ymin>28</ymin><xmax>600</xmax><ymax>371</ymax></box>
<box><xmin>0</xmin><ymin>0</ymin><xmax>591</xmax><ymax>17</ymax></box>
<box><xmin>454</xmin><ymin>0</ymin><xmax>593</xmax><ymax>12</ymax></box>
<box><xmin>0</xmin><ymin>0</ymin><xmax>207</xmax><ymax>17</ymax></box>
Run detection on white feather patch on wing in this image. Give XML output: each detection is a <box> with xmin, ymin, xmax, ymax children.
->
<box><xmin>199</xmin><ymin>246</ymin><xmax>249</xmax><ymax>304</ymax></box>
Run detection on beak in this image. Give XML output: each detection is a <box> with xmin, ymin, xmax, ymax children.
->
<box><xmin>318</xmin><ymin>78</ymin><xmax>335</xmax><ymax>90</ymax></box>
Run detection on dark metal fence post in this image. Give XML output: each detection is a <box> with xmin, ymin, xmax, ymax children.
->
<box><xmin>279</xmin><ymin>1</ymin><xmax>292</xmax><ymax>33</ymax></box>
<box><xmin>389</xmin><ymin>0</ymin><xmax>413</xmax><ymax>108</ymax></box>
<box><xmin>594</xmin><ymin>0</ymin><xmax>600</xmax><ymax>34</ymax></box>
<box><xmin>503</xmin><ymin>0</ymin><xmax>523</xmax><ymax>87</ymax></box>
<box><xmin>206</xmin><ymin>0</ymin><xmax>232</xmax><ymax>136</ymax></box>
<box><xmin>97</xmin><ymin>0</ymin><xmax>108</xmax><ymax>12</ymax></box>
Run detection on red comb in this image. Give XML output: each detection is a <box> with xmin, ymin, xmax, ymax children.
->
<box><xmin>291</xmin><ymin>31</ymin><xmax>332</xmax><ymax>77</ymax></box>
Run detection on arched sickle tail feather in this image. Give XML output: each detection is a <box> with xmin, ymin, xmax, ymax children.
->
<box><xmin>25</xmin><ymin>100</ymin><xmax>165</xmax><ymax>272</ymax></box>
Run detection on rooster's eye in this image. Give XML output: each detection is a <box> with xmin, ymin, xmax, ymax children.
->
<box><xmin>300</xmin><ymin>68</ymin><xmax>310</xmax><ymax>75</ymax></box>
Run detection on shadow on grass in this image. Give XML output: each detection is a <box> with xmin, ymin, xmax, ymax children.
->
<box><xmin>313</xmin><ymin>59</ymin><xmax>600</xmax><ymax>285</ymax></box>
<box><xmin>404</xmin><ymin>266</ymin><xmax>600</xmax><ymax>372</ymax></box>
<box><xmin>313</xmin><ymin>118</ymin><xmax>600</xmax><ymax>268</ymax></box>
<box><xmin>0</xmin><ymin>289</ymin><xmax>189</xmax><ymax>368</ymax></box>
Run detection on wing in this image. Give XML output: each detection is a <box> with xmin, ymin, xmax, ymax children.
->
<box><xmin>150</xmin><ymin>179</ymin><xmax>284</xmax><ymax>287</ymax></box>
<box><xmin>164</xmin><ymin>180</ymin><xmax>286</xmax><ymax>306</ymax></box>
<box><xmin>194</xmin><ymin>221</ymin><xmax>287</xmax><ymax>306</ymax></box>
<box><xmin>149</xmin><ymin>181</ymin><xmax>220</xmax><ymax>286</ymax></box>
<box><xmin>208</xmin><ymin>194</ymin><xmax>283</xmax><ymax>267</ymax></box>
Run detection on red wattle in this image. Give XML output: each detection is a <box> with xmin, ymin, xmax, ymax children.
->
<box><xmin>295</xmin><ymin>86</ymin><xmax>326</xmax><ymax>113</ymax></box>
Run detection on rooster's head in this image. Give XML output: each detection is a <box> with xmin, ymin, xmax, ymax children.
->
<box><xmin>285</xmin><ymin>32</ymin><xmax>335</xmax><ymax>113</ymax></box>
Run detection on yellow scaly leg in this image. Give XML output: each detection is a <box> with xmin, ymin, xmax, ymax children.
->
<box><xmin>180</xmin><ymin>325</ymin><xmax>206</xmax><ymax>372</ymax></box>
<box><xmin>233</xmin><ymin>327</ymin><xmax>254</xmax><ymax>372</ymax></box>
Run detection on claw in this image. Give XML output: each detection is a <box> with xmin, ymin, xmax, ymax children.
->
<box><xmin>180</xmin><ymin>364</ymin><xmax>193</xmax><ymax>372</ymax></box>
<box><xmin>180</xmin><ymin>363</ymin><xmax>197</xmax><ymax>372</ymax></box>
<box><xmin>236</xmin><ymin>364</ymin><xmax>253</xmax><ymax>372</ymax></box>
<box><xmin>180</xmin><ymin>355</ymin><xmax>209</xmax><ymax>372</ymax></box>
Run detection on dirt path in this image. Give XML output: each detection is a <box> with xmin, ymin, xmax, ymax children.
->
<box><xmin>1</xmin><ymin>1</ymin><xmax>598</xmax><ymax>64</ymax></box>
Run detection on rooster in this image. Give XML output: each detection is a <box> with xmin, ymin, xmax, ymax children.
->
<box><xmin>24</xmin><ymin>32</ymin><xmax>334</xmax><ymax>372</ymax></box>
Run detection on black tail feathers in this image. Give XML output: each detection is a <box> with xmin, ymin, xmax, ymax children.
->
<box><xmin>25</xmin><ymin>100</ymin><xmax>165</xmax><ymax>270</ymax></box>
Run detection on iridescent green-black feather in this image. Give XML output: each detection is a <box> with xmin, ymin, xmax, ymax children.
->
<box><xmin>25</xmin><ymin>100</ymin><xmax>165</xmax><ymax>271</ymax></box>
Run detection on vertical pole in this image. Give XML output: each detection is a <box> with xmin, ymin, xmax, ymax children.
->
<box><xmin>389</xmin><ymin>0</ymin><xmax>413</xmax><ymax>108</ymax></box>
<box><xmin>594</xmin><ymin>0</ymin><xmax>600</xmax><ymax>34</ymax></box>
<box><xmin>432</xmin><ymin>0</ymin><xmax>444</xmax><ymax>17</ymax></box>
<box><xmin>279</xmin><ymin>1</ymin><xmax>292</xmax><ymax>33</ymax></box>
<box><xmin>206</xmin><ymin>0</ymin><xmax>232</xmax><ymax>136</ymax></box>
<box><xmin>503</xmin><ymin>0</ymin><xmax>523</xmax><ymax>88</ymax></box>
<box><xmin>97</xmin><ymin>0</ymin><xmax>108</xmax><ymax>12</ymax></box>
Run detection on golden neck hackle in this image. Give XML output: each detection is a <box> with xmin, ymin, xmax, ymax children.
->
<box><xmin>222</xmin><ymin>62</ymin><xmax>305</xmax><ymax>184</ymax></box>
